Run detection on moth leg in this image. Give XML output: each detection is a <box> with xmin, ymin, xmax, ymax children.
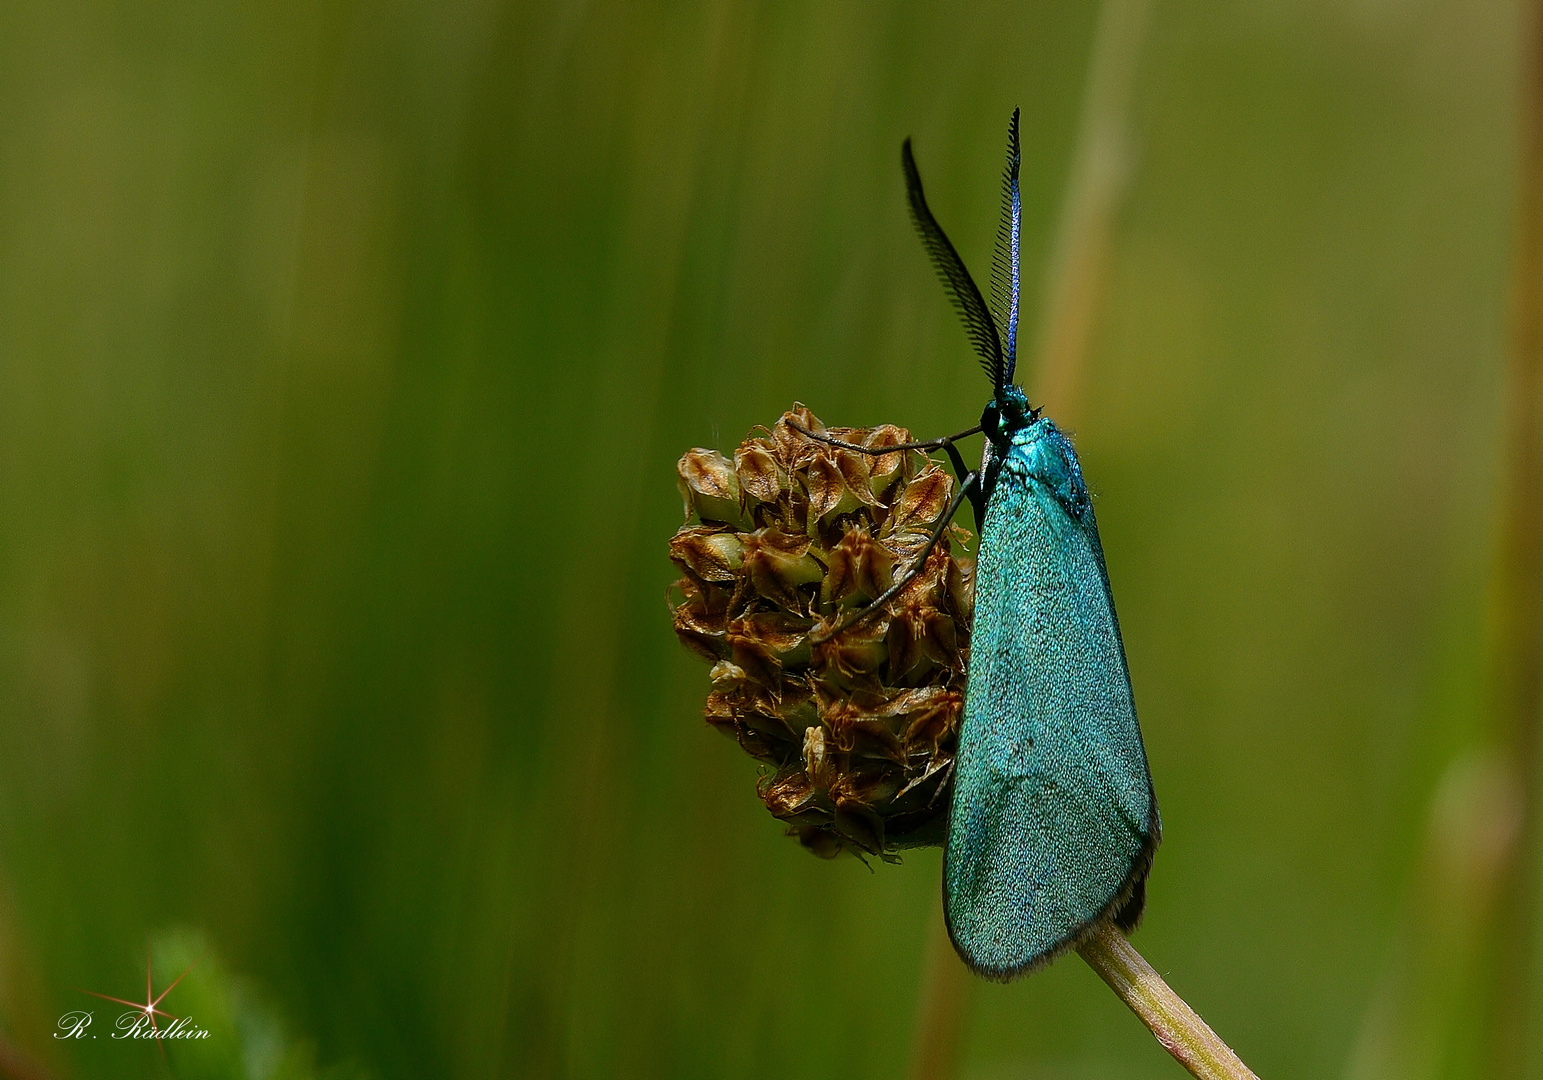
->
<box><xmin>789</xmin><ymin>420</ymin><xmax>985</xmax><ymax>521</ymax></box>
<box><xmin>936</xmin><ymin>441</ymin><xmax>984</xmax><ymax>523</ymax></box>
<box><xmin>811</xmin><ymin>470</ymin><xmax>979</xmax><ymax>645</ymax></box>
<box><xmin>787</xmin><ymin>420</ymin><xmax>982</xmax><ymax>457</ymax></box>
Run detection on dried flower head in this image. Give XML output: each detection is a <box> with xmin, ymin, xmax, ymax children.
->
<box><xmin>669</xmin><ymin>406</ymin><xmax>975</xmax><ymax>859</ymax></box>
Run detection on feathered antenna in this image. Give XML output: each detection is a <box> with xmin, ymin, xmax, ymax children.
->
<box><xmin>902</xmin><ymin>138</ymin><xmax>1005</xmax><ymax>393</ymax></box>
<box><xmin>989</xmin><ymin>108</ymin><xmax>1022</xmax><ymax>384</ymax></box>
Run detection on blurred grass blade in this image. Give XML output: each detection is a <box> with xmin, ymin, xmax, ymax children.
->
<box><xmin>1031</xmin><ymin>0</ymin><xmax>1151</xmax><ymax>422</ymax></box>
<box><xmin>1349</xmin><ymin>3</ymin><xmax>1543</xmax><ymax>1076</ymax></box>
<box><xmin>907</xmin><ymin>909</ymin><xmax>973</xmax><ymax>1080</ymax></box>
<box><xmin>1484</xmin><ymin>0</ymin><xmax>1543</xmax><ymax>1072</ymax></box>
<box><xmin>1345</xmin><ymin>750</ymin><xmax>1522</xmax><ymax>1080</ymax></box>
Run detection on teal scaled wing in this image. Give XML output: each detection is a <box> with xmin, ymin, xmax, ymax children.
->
<box><xmin>944</xmin><ymin>418</ymin><xmax>1159</xmax><ymax>980</ymax></box>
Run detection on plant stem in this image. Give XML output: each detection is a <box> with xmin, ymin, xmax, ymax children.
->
<box><xmin>1078</xmin><ymin>922</ymin><xmax>1261</xmax><ymax>1080</ymax></box>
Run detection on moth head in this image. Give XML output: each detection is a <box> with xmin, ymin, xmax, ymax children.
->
<box><xmin>982</xmin><ymin>385</ymin><xmax>1040</xmax><ymax>446</ymax></box>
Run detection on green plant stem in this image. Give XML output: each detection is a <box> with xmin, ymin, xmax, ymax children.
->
<box><xmin>1078</xmin><ymin>922</ymin><xmax>1261</xmax><ymax>1080</ymax></box>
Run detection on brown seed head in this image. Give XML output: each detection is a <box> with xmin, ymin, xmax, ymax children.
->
<box><xmin>668</xmin><ymin>405</ymin><xmax>974</xmax><ymax>859</ymax></box>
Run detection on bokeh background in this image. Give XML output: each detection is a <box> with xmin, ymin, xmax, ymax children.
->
<box><xmin>0</xmin><ymin>0</ymin><xmax>1539</xmax><ymax>1078</ymax></box>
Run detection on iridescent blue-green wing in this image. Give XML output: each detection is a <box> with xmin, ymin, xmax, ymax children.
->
<box><xmin>944</xmin><ymin>438</ymin><xmax>1158</xmax><ymax>980</ymax></box>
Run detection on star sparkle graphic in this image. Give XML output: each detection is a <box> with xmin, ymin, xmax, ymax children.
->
<box><xmin>75</xmin><ymin>949</ymin><xmax>194</xmax><ymax>1039</ymax></box>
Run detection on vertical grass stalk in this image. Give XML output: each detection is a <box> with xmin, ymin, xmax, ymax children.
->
<box><xmin>1486</xmin><ymin>0</ymin><xmax>1543</xmax><ymax>1074</ymax></box>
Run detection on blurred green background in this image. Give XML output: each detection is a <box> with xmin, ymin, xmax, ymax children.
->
<box><xmin>0</xmin><ymin>0</ymin><xmax>1534</xmax><ymax>1077</ymax></box>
